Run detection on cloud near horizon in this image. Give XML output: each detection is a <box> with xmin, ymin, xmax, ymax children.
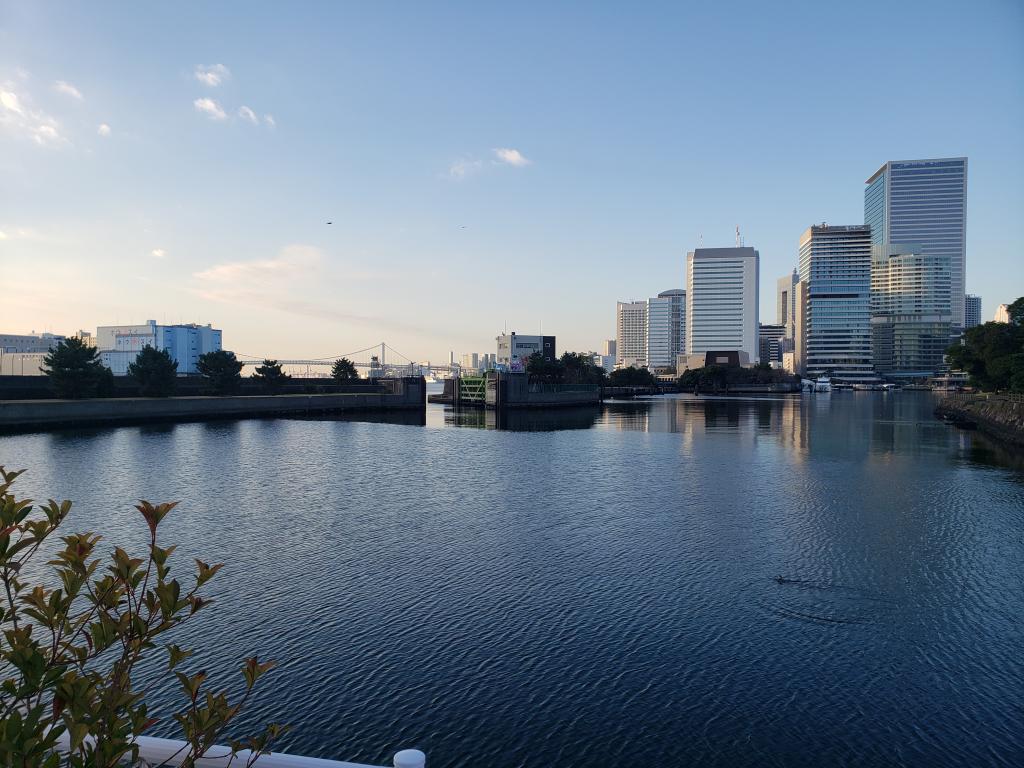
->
<box><xmin>97</xmin><ymin>123</ymin><xmax>111</xmax><ymax>136</ymax></box>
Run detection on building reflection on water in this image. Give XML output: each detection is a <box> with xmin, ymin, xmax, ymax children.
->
<box><xmin>431</xmin><ymin>392</ymin><xmax>1021</xmax><ymax>472</ymax></box>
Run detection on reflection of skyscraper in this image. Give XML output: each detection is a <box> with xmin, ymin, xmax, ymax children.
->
<box><xmin>865</xmin><ymin>158</ymin><xmax>967</xmax><ymax>329</ymax></box>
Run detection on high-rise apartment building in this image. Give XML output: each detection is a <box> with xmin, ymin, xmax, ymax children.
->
<box><xmin>870</xmin><ymin>244</ymin><xmax>952</xmax><ymax>377</ymax></box>
<box><xmin>865</xmin><ymin>158</ymin><xmax>967</xmax><ymax>329</ymax></box>
<box><xmin>646</xmin><ymin>289</ymin><xmax>686</xmax><ymax>371</ymax></box>
<box><xmin>685</xmin><ymin>247</ymin><xmax>759</xmax><ymax>362</ymax></box>
<box><xmin>797</xmin><ymin>225</ymin><xmax>875</xmax><ymax>382</ymax></box>
<box><xmin>965</xmin><ymin>295</ymin><xmax>982</xmax><ymax>329</ymax></box>
<box><xmin>602</xmin><ymin>339</ymin><xmax>616</xmax><ymax>358</ymax></box>
<box><xmin>616</xmin><ymin>301</ymin><xmax>647</xmax><ymax>368</ymax></box>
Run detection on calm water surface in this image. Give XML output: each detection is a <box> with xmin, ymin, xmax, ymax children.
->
<box><xmin>2</xmin><ymin>391</ymin><xmax>1022</xmax><ymax>767</ymax></box>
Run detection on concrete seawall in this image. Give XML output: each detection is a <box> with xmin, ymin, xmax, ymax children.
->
<box><xmin>0</xmin><ymin>378</ymin><xmax>425</xmax><ymax>432</ymax></box>
<box><xmin>935</xmin><ymin>394</ymin><xmax>1024</xmax><ymax>448</ymax></box>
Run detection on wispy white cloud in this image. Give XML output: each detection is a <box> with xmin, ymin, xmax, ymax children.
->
<box><xmin>194</xmin><ymin>64</ymin><xmax>230</xmax><ymax>87</ymax></box>
<box><xmin>1</xmin><ymin>89</ymin><xmax>24</xmax><ymax>115</ymax></box>
<box><xmin>263</xmin><ymin>113</ymin><xmax>275</xmax><ymax>128</ymax></box>
<box><xmin>151</xmin><ymin>248</ymin><xmax>167</xmax><ymax>259</ymax></box>
<box><xmin>53</xmin><ymin>80</ymin><xmax>83</xmax><ymax>100</ymax></box>
<box><xmin>0</xmin><ymin>84</ymin><xmax>66</xmax><ymax>146</ymax></box>
<box><xmin>238</xmin><ymin>105</ymin><xmax>258</xmax><ymax>124</ymax></box>
<box><xmin>194</xmin><ymin>245</ymin><xmax>324</xmax><ymax>290</ymax></box>
<box><xmin>97</xmin><ymin>123</ymin><xmax>111</xmax><ymax>137</ymax></box>
<box><xmin>493</xmin><ymin>147</ymin><xmax>531</xmax><ymax>167</ymax></box>
<box><xmin>447</xmin><ymin>158</ymin><xmax>483</xmax><ymax>179</ymax></box>
<box><xmin>0</xmin><ymin>230</ymin><xmax>7</xmax><ymax>240</ymax></box>
<box><xmin>193</xmin><ymin>97</ymin><xmax>227</xmax><ymax>121</ymax></box>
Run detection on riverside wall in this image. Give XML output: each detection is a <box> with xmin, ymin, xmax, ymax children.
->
<box><xmin>0</xmin><ymin>378</ymin><xmax>425</xmax><ymax>432</ymax></box>
<box><xmin>935</xmin><ymin>394</ymin><xmax>1024</xmax><ymax>448</ymax></box>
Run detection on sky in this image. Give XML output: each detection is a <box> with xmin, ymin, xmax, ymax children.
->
<box><xmin>2</xmin><ymin>0</ymin><xmax>1022</xmax><ymax>364</ymax></box>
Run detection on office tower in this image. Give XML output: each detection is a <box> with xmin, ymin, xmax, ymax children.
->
<box><xmin>797</xmin><ymin>225</ymin><xmax>875</xmax><ymax>381</ymax></box>
<box><xmin>776</xmin><ymin>269</ymin><xmax>798</xmax><ymax>338</ymax></box>
<box><xmin>616</xmin><ymin>301</ymin><xmax>647</xmax><ymax>368</ymax></box>
<box><xmin>647</xmin><ymin>289</ymin><xmax>686</xmax><ymax>370</ymax></box>
<box><xmin>758</xmin><ymin>324</ymin><xmax>786</xmax><ymax>366</ymax></box>
<box><xmin>870</xmin><ymin>244</ymin><xmax>952</xmax><ymax>377</ymax></box>
<box><xmin>965</xmin><ymin>295</ymin><xmax>981</xmax><ymax>329</ymax></box>
<box><xmin>602</xmin><ymin>339</ymin><xmax>616</xmax><ymax>357</ymax></box>
<box><xmin>865</xmin><ymin>158</ymin><xmax>967</xmax><ymax>329</ymax></box>
<box><xmin>685</xmin><ymin>247</ymin><xmax>759</xmax><ymax>362</ymax></box>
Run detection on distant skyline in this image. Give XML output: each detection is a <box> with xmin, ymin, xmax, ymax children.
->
<box><xmin>2</xmin><ymin>1</ymin><xmax>1022</xmax><ymax>362</ymax></box>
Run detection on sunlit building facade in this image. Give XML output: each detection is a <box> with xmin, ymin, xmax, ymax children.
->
<box><xmin>685</xmin><ymin>247</ymin><xmax>759</xmax><ymax>362</ymax></box>
<box><xmin>647</xmin><ymin>289</ymin><xmax>686</xmax><ymax>371</ymax></box>
<box><xmin>870</xmin><ymin>244</ymin><xmax>952</xmax><ymax>377</ymax></box>
<box><xmin>797</xmin><ymin>225</ymin><xmax>875</xmax><ymax>381</ymax></box>
<box><xmin>865</xmin><ymin>158</ymin><xmax>967</xmax><ymax>329</ymax></box>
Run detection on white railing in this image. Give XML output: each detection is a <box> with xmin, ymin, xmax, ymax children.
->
<box><xmin>54</xmin><ymin>732</ymin><xmax>425</xmax><ymax>768</ymax></box>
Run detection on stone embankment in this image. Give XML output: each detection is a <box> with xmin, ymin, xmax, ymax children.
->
<box><xmin>936</xmin><ymin>393</ymin><xmax>1024</xmax><ymax>448</ymax></box>
<box><xmin>0</xmin><ymin>378</ymin><xmax>425</xmax><ymax>433</ymax></box>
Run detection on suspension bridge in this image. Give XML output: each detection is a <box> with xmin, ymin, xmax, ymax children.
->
<box><xmin>234</xmin><ymin>342</ymin><xmax>453</xmax><ymax>378</ymax></box>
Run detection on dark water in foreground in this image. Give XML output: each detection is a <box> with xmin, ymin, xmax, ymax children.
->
<box><xmin>2</xmin><ymin>392</ymin><xmax>1022</xmax><ymax>767</ymax></box>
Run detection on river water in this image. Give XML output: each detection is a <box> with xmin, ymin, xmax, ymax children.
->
<box><xmin>1</xmin><ymin>391</ymin><xmax>1022</xmax><ymax>767</ymax></box>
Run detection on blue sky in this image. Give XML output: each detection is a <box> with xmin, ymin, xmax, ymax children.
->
<box><xmin>2</xmin><ymin>0</ymin><xmax>1022</xmax><ymax>363</ymax></box>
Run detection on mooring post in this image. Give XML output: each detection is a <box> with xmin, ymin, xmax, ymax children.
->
<box><xmin>393</xmin><ymin>748</ymin><xmax>426</xmax><ymax>768</ymax></box>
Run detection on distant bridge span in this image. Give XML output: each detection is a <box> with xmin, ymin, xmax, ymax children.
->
<box><xmin>234</xmin><ymin>342</ymin><xmax>454</xmax><ymax>374</ymax></box>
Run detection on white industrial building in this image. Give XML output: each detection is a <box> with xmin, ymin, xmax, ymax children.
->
<box><xmin>685</xmin><ymin>247</ymin><xmax>759</xmax><ymax>363</ymax></box>
<box><xmin>97</xmin><ymin>321</ymin><xmax>222</xmax><ymax>375</ymax></box>
<box><xmin>0</xmin><ymin>330</ymin><xmax>94</xmax><ymax>375</ymax></box>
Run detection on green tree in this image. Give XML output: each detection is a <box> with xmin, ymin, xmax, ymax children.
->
<box><xmin>559</xmin><ymin>352</ymin><xmax>607</xmax><ymax>385</ymax></box>
<box><xmin>608</xmin><ymin>366</ymin><xmax>658</xmax><ymax>387</ymax></box>
<box><xmin>946</xmin><ymin>300</ymin><xmax>1024</xmax><ymax>392</ymax></box>
<box><xmin>41</xmin><ymin>337</ymin><xmax>106</xmax><ymax>399</ymax></box>
<box><xmin>253</xmin><ymin>359</ymin><xmax>291</xmax><ymax>393</ymax></box>
<box><xmin>526</xmin><ymin>351</ymin><xmax>564</xmax><ymax>382</ymax></box>
<box><xmin>0</xmin><ymin>466</ymin><xmax>283</xmax><ymax>766</ymax></box>
<box><xmin>331</xmin><ymin>357</ymin><xmax>359</xmax><ymax>382</ymax></box>
<box><xmin>127</xmin><ymin>345</ymin><xmax>178</xmax><ymax>397</ymax></box>
<box><xmin>196</xmin><ymin>350</ymin><xmax>244</xmax><ymax>395</ymax></box>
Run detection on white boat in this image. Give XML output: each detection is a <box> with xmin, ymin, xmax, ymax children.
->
<box><xmin>814</xmin><ymin>376</ymin><xmax>832</xmax><ymax>392</ymax></box>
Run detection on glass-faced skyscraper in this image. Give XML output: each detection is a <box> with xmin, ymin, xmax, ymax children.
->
<box><xmin>864</xmin><ymin>158</ymin><xmax>967</xmax><ymax>328</ymax></box>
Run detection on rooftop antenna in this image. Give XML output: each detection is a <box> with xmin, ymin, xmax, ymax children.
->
<box><xmin>699</xmin><ymin>232</ymin><xmax>703</xmax><ymax>247</ymax></box>
<box><xmin>736</xmin><ymin>225</ymin><xmax>740</xmax><ymax>247</ymax></box>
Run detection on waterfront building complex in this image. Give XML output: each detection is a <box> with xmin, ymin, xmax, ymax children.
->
<box><xmin>495</xmin><ymin>332</ymin><xmax>556</xmax><ymax>372</ymax></box>
<box><xmin>870</xmin><ymin>244</ymin><xmax>953</xmax><ymax>377</ymax></box>
<box><xmin>646</xmin><ymin>290</ymin><xmax>686</xmax><ymax>371</ymax></box>
<box><xmin>685</xmin><ymin>247</ymin><xmax>759</xmax><ymax>364</ymax></box>
<box><xmin>965</xmin><ymin>295</ymin><xmax>982</xmax><ymax>329</ymax></box>
<box><xmin>865</xmin><ymin>158</ymin><xmax>967</xmax><ymax>330</ymax></box>
<box><xmin>615</xmin><ymin>291</ymin><xmax>686</xmax><ymax>371</ymax></box>
<box><xmin>0</xmin><ymin>330</ymin><xmax>95</xmax><ymax>375</ymax></box>
<box><xmin>97</xmin><ymin>321</ymin><xmax>222</xmax><ymax>375</ymax></box>
<box><xmin>795</xmin><ymin>225</ymin><xmax>875</xmax><ymax>382</ymax></box>
<box><xmin>615</xmin><ymin>301</ymin><xmax>648</xmax><ymax>369</ymax></box>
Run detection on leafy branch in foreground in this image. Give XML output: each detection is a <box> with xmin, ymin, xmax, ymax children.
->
<box><xmin>0</xmin><ymin>466</ymin><xmax>285</xmax><ymax>767</ymax></box>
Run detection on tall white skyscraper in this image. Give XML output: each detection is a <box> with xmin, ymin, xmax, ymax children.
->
<box><xmin>865</xmin><ymin>158</ymin><xmax>967</xmax><ymax>329</ymax></box>
<box><xmin>685</xmin><ymin>247</ymin><xmax>759</xmax><ymax>362</ymax></box>
<box><xmin>615</xmin><ymin>301</ymin><xmax>647</xmax><ymax>368</ymax></box>
<box><xmin>646</xmin><ymin>289</ymin><xmax>686</xmax><ymax>370</ymax></box>
<box><xmin>797</xmin><ymin>225</ymin><xmax>875</xmax><ymax>381</ymax></box>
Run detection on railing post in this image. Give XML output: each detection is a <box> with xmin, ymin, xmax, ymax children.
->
<box><xmin>393</xmin><ymin>749</ymin><xmax>426</xmax><ymax>768</ymax></box>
